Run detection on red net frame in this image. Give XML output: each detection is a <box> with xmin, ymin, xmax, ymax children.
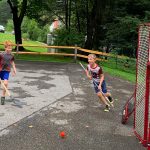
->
<box><xmin>133</xmin><ymin>23</ymin><xmax>150</xmax><ymax>149</ymax></box>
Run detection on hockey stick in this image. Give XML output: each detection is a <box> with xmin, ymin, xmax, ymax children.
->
<box><xmin>0</xmin><ymin>80</ymin><xmax>24</xmax><ymax>106</ymax></box>
<box><xmin>79</xmin><ymin>62</ymin><xmax>114</xmax><ymax>107</ymax></box>
<box><xmin>92</xmin><ymin>79</ymin><xmax>114</xmax><ymax>107</ymax></box>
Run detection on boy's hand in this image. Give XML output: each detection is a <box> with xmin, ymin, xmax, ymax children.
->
<box><xmin>98</xmin><ymin>85</ymin><xmax>102</xmax><ymax>91</ymax></box>
<box><xmin>87</xmin><ymin>75</ymin><xmax>92</xmax><ymax>80</ymax></box>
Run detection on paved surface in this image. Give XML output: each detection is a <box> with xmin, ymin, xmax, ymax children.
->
<box><xmin>0</xmin><ymin>61</ymin><xmax>145</xmax><ymax>150</ymax></box>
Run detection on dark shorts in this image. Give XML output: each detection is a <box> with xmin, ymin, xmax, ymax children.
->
<box><xmin>0</xmin><ymin>71</ymin><xmax>10</xmax><ymax>80</ymax></box>
<box><xmin>93</xmin><ymin>80</ymin><xmax>107</xmax><ymax>94</ymax></box>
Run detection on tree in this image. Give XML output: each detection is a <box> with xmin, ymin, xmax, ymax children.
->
<box><xmin>7</xmin><ymin>0</ymin><xmax>28</xmax><ymax>50</ymax></box>
<box><xmin>79</xmin><ymin>0</ymin><xmax>114</xmax><ymax>50</ymax></box>
<box><xmin>5</xmin><ymin>0</ymin><xmax>149</xmax><ymax>56</ymax></box>
<box><xmin>103</xmin><ymin>0</ymin><xmax>150</xmax><ymax>57</ymax></box>
<box><xmin>0</xmin><ymin>0</ymin><xmax>12</xmax><ymax>25</ymax></box>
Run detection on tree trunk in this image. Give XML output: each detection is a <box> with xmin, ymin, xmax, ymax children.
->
<box><xmin>14</xmin><ymin>23</ymin><xmax>24</xmax><ymax>51</ymax></box>
<box><xmin>68</xmin><ymin>0</ymin><xmax>72</xmax><ymax>32</ymax></box>
<box><xmin>75</xmin><ymin>0</ymin><xmax>81</xmax><ymax>33</ymax></box>
<box><xmin>84</xmin><ymin>0</ymin><xmax>97</xmax><ymax>49</ymax></box>
<box><xmin>65</xmin><ymin>0</ymin><xmax>68</xmax><ymax>30</ymax></box>
<box><xmin>12</xmin><ymin>6</ymin><xmax>24</xmax><ymax>51</ymax></box>
<box><xmin>7</xmin><ymin>0</ymin><xmax>27</xmax><ymax>51</ymax></box>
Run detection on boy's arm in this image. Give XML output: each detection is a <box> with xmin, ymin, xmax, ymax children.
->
<box><xmin>98</xmin><ymin>74</ymin><xmax>104</xmax><ymax>90</ymax></box>
<box><xmin>11</xmin><ymin>61</ymin><xmax>16</xmax><ymax>75</ymax></box>
<box><xmin>85</xmin><ymin>69</ymin><xmax>92</xmax><ymax>80</ymax></box>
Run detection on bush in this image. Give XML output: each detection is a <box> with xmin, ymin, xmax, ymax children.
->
<box><xmin>22</xmin><ymin>17</ymin><xmax>48</xmax><ymax>43</ymax></box>
<box><xmin>54</xmin><ymin>28</ymin><xmax>85</xmax><ymax>47</ymax></box>
<box><xmin>6</xmin><ymin>19</ymin><xmax>14</xmax><ymax>31</ymax></box>
<box><xmin>22</xmin><ymin>33</ymin><xmax>29</xmax><ymax>40</ymax></box>
<box><xmin>37</xmin><ymin>24</ymin><xmax>49</xmax><ymax>43</ymax></box>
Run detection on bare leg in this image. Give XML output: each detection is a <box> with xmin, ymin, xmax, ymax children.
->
<box><xmin>2</xmin><ymin>80</ymin><xmax>8</xmax><ymax>97</ymax></box>
<box><xmin>97</xmin><ymin>92</ymin><xmax>110</xmax><ymax>106</ymax></box>
<box><xmin>105</xmin><ymin>92</ymin><xmax>111</xmax><ymax>97</ymax></box>
<box><xmin>1</xmin><ymin>80</ymin><xmax>8</xmax><ymax>105</ymax></box>
<box><xmin>105</xmin><ymin>92</ymin><xmax>114</xmax><ymax>103</ymax></box>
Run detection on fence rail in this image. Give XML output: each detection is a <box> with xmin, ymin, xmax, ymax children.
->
<box><xmin>0</xmin><ymin>42</ymin><xmax>136</xmax><ymax>73</ymax></box>
<box><xmin>0</xmin><ymin>43</ymin><xmax>131</xmax><ymax>61</ymax></box>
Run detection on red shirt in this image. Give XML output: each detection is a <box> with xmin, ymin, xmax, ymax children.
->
<box><xmin>0</xmin><ymin>52</ymin><xmax>14</xmax><ymax>72</ymax></box>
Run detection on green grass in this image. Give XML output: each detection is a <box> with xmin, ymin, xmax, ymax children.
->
<box><xmin>0</xmin><ymin>32</ymin><xmax>136</xmax><ymax>83</ymax></box>
<box><xmin>22</xmin><ymin>41</ymin><xmax>47</xmax><ymax>52</ymax></box>
<box><xmin>0</xmin><ymin>33</ymin><xmax>46</xmax><ymax>52</ymax></box>
<box><xmin>0</xmin><ymin>33</ymin><xmax>15</xmax><ymax>42</ymax></box>
<box><xmin>103</xmin><ymin>66</ymin><xmax>136</xmax><ymax>83</ymax></box>
<box><xmin>15</xmin><ymin>54</ymin><xmax>74</xmax><ymax>63</ymax></box>
<box><xmin>0</xmin><ymin>33</ymin><xmax>15</xmax><ymax>50</ymax></box>
<box><xmin>100</xmin><ymin>56</ymin><xmax>136</xmax><ymax>74</ymax></box>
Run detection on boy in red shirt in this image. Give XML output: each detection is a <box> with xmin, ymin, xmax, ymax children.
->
<box><xmin>85</xmin><ymin>54</ymin><xmax>113</xmax><ymax>112</ymax></box>
<box><xmin>0</xmin><ymin>41</ymin><xmax>16</xmax><ymax>105</ymax></box>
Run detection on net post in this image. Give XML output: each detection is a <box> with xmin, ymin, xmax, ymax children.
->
<box><xmin>146</xmin><ymin>62</ymin><xmax>150</xmax><ymax>149</ymax></box>
<box><xmin>143</xmin><ymin>62</ymin><xmax>150</xmax><ymax>145</ymax></box>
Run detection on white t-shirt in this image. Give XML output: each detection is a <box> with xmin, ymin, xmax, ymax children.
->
<box><xmin>87</xmin><ymin>64</ymin><xmax>103</xmax><ymax>82</ymax></box>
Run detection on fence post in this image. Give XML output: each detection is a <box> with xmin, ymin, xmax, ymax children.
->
<box><xmin>74</xmin><ymin>44</ymin><xmax>77</xmax><ymax>62</ymax></box>
<box><xmin>47</xmin><ymin>33</ymin><xmax>52</xmax><ymax>52</ymax></box>
<box><xmin>16</xmin><ymin>42</ymin><xmax>19</xmax><ymax>56</ymax></box>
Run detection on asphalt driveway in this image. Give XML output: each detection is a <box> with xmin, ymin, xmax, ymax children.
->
<box><xmin>0</xmin><ymin>60</ymin><xmax>145</xmax><ymax>150</ymax></box>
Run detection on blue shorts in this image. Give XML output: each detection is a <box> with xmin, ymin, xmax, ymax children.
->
<box><xmin>93</xmin><ymin>80</ymin><xmax>107</xmax><ymax>94</ymax></box>
<box><xmin>0</xmin><ymin>71</ymin><xmax>10</xmax><ymax>80</ymax></box>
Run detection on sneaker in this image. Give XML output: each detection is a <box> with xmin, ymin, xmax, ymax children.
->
<box><xmin>104</xmin><ymin>105</ymin><xmax>110</xmax><ymax>112</ymax></box>
<box><xmin>1</xmin><ymin>97</ymin><xmax>5</xmax><ymax>105</ymax></box>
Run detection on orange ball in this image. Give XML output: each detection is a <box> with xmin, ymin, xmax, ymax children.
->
<box><xmin>60</xmin><ymin>131</ymin><xmax>65</xmax><ymax>138</ymax></box>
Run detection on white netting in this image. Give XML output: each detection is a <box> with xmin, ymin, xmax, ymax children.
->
<box><xmin>134</xmin><ymin>24</ymin><xmax>150</xmax><ymax>140</ymax></box>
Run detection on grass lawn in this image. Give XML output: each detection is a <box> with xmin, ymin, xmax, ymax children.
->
<box><xmin>103</xmin><ymin>66</ymin><xmax>135</xmax><ymax>83</ymax></box>
<box><xmin>15</xmin><ymin>54</ymin><xmax>74</xmax><ymax>63</ymax></box>
<box><xmin>0</xmin><ymin>33</ymin><xmax>46</xmax><ymax>52</ymax></box>
<box><xmin>0</xmin><ymin>33</ymin><xmax>15</xmax><ymax>50</ymax></box>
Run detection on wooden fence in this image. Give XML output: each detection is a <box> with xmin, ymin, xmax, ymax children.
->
<box><xmin>0</xmin><ymin>43</ymin><xmax>129</xmax><ymax>62</ymax></box>
<box><xmin>0</xmin><ymin>42</ymin><xmax>137</xmax><ymax>73</ymax></box>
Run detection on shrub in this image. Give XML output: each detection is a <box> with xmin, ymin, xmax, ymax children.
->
<box><xmin>53</xmin><ymin>28</ymin><xmax>85</xmax><ymax>47</ymax></box>
<box><xmin>22</xmin><ymin>17</ymin><xmax>48</xmax><ymax>43</ymax></box>
<box><xmin>6</xmin><ymin>19</ymin><xmax>14</xmax><ymax>31</ymax></box>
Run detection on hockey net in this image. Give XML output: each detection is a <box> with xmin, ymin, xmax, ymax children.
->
<box><xmin>134</xmin><ymin>24</ymin><xmax>150</xmax><ymax>147</ymax></box>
